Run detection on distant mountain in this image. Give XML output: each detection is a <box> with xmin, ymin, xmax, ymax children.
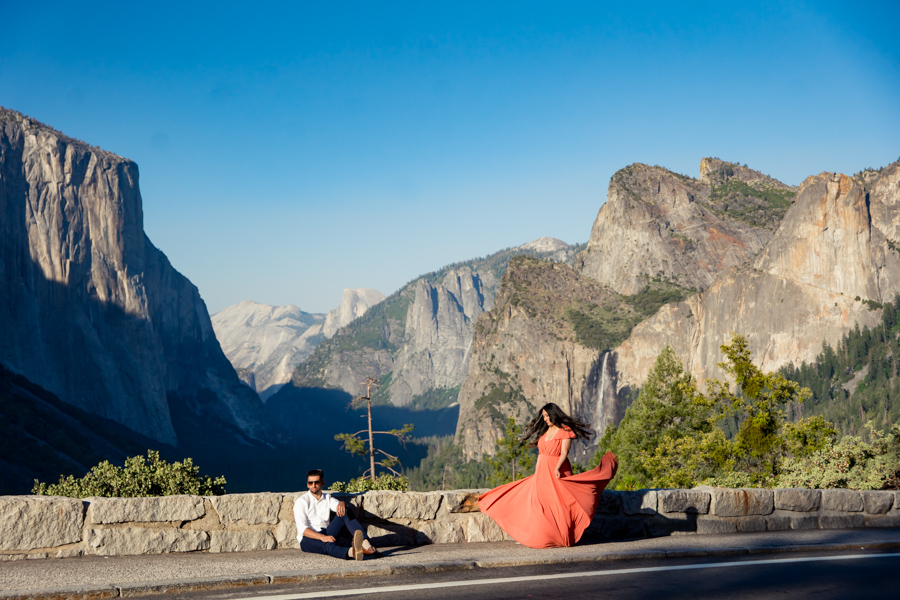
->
<box><xmin>322</xmin><ymin>288</ymin><xmax>386</xmax><ymax>338</ymax></box>
<box><xmin>280</xmin><ymin>238</ymin><xmax>584</xmax><ymax>409</ymax></box>
<box><xmin>211</xmin><ymin>301</ymin><xmax>326</xmax><ymax>399</ymax></box>
<box><xmin>0</xmin><ymin>107</ymin><xmax>268</xmax><ymax>457</ymax></box>
<box><xmin>211</xmin><ymin>289</ymin><xmax>385</xmax><ymax>400</ymax></box>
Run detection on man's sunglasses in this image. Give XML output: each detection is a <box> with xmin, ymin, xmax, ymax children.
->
<box><xmin>307</xmin><ymin>480</ymin><xmax>323</xmax><ymax>486</ymax></box>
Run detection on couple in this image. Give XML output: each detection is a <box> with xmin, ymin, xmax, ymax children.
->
<box><xmin>296</xmin><ymin>403</ymin><xmax>616</xmax><ymax>559</ymax></box>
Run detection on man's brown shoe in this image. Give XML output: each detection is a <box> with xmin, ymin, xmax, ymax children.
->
<box><xmin>352</xmin><ymin>530</ymin><xmax>365</xmax><ymax>561</ymax></box>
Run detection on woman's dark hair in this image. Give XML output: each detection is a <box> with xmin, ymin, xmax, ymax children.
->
<box><xmin>520</xmin><ymin>403</ymin><xmax>593</xmax><ymax>447</ymax></box>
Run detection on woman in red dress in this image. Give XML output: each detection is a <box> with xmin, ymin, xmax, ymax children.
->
<box><xmin>477</xmin><ymin>403</ymin><xmax>618</xmax><ymax>548</ymax></box>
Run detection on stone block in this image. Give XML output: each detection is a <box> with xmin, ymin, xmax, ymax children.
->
<box><xmin>790</xmin><ymin>516</ymin><xmax>819</xmax><ymax>530</ymax></box>
<box><xmin>208</xmin><ymin>493</ymin><xmax>281</xmax><ymax>525</ymax></box>
<box><xmin>736</xmin><ymin>517</ymin><xmax>767</xmax><ymax>533</ymax></box>
<box><xmin>819</xmin><ymin>514</ymin><xmax>865</xmax><ymax>529</ymax></box>
<box><xmin>0</xmin><ymin>496</ymin><xmax>84</xmax><ymax>551</ymax></box>
<box><xmin>437</xmin><ymin>491</ymin><xmax>482</xmax><ymax>515</ymax></box>
<box><xmin>711</xmin><ymin>489</ymin><xmax>774</xmax><ymax>517</ymax></box>
<box><xmin>415</xmin><ymin>520</ymin><xmax>465</xmax><ymax>545</ymax></box>
<box><xmin>645</xmin><ymin>513</ymin><xmax>696</xmax><ymax>536</ymax></box>
<box><xmin>274</xmin><ymin>494</ymin><xmax>299</xmax><ymax>548</ymax></box>
<box><xmin>774</xmin><ymin>489</ymin><xmax>820</xmax><ymax>512</ymax></box>
<box><xmin>621</xmin><ymin>490</ymin><xmax>658</xmax><ymax>515</ymax></box>
<box><xmin>658</xmin><ymin>490</ymin><xmax>710</xmax><ymax>514</ymax></box>
<box><xmin>821</xmin><ymin>489</ymin><xmax>863</xmax><ymax>512</ymax></box>
<box><xmin>865</xmin><ymin>515</ymin><xmax>900</xmax><ymax>528</ymax></box>
<box><xmin>86</xmin><ymin>528</ymin><xmax>209</xmax><ymax>555</ymax></box>
<box><xmin>182</xmin><ymin>499</ymin><xmax>223</xmax><ymax>531</ymax></box>
<box><xmin>861</xmin><ymin>491</ymin><xmax>894</xmax><ymax>514</ymax></box>
<box><xmin>600</xmin><ymin>517</ymin><xmax>647</xmax><ymax>539</ymax></box>
<box><xmin>88</xmin><ymin>495</ymin><xmax>204</xmax><ymax>524</ymax></box>
<box><xmin>766</xmin><ymin>516</ymin><xmax>791</xmax><ymax>531</ymax></box>
<box><xmin>466</xmin><ymin>513</ymin><xmax>506</xmax><ymax>543</ymax></box>
<box><xmin>362</xmin><ymin>491</ymin><xmax>441</xmax><ymax>521</ymax></box>
<box><xmin>209</xmin><ymin>530</ymin><xmax>276</xmax><ymax>553</ymax></box>
<box><xmin>597</xmin><ymin>491</ymin><xmax>622</xmax><ymax>515</ymax></box>
<box><xmin>696</xmin><ymin>517</ymin><xmax>738</xmax><ymax>534</ymax></box>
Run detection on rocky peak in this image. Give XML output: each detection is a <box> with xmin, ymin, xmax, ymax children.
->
<box><xmin>211</xmin><ymin>301</ymin><xmax>325</xmax><ymax>399</ymax></box>
<box><xmin>577</xmin><ymin>162</ymin><xmax>773</xmax><ymax>295</ymax></box>
<box><xmin>699</xmin><ymin>157</ymin><xmax>789</xmax><ymax>189</ymax></box>
<box><xmin>322</xmin><ymin>288</ymin><xmax>385</xmax><ymax>338</ymax></box>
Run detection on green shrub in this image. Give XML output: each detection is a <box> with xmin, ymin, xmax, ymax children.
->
<box><xmin>778</xmin><ymin>423</ymin><xmax>900</xmax><ymax>490</ymax></box>
<box><xmin>329</xmin><ymin>474</ymin><xmax>410</xmax><ymax>493</ymax></box>
<box><xmin>32</xmin><ymin>450</ymin><xmax>226</xmax><ymax>497</ymax></box>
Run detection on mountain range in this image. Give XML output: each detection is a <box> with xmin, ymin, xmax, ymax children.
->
<box><xmin>4</xmin><ymin>105</ymin><xmax>897</xmax><ymax>492</ymax></box>
<box><xmin>210</xmin><ymin>288</ymin><xmax>385</xmax><ymax>399</ymax></box>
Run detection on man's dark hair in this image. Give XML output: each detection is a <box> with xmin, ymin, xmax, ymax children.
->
<box><xmin>307</xmin><ymin>469</ymin><xmax>324</xmax><ymax>480</ymax></box>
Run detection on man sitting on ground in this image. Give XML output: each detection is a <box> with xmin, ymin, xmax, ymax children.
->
<box><xmin>293</xmin><ymin>469</ymin><xmax>379</xmax><ymax>560</ymax></box>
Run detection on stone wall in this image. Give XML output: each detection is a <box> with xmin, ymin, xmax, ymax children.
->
<box><xmin>1</xmin><ymin>488</ymin><xmax>898</xmax><ymax>560</ymax></box>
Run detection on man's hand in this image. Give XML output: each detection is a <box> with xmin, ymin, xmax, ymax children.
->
<box><xmin>319</xmin><ymin>534</ymin><xmax>336</xmax><ymax>543</ymax></box>
<box><xmin>336</xmin><ymin>501</ymin><xmax>346</xmax><ymax>517</ymax></box>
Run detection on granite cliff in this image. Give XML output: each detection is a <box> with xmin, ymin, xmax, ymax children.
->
<box><xmin>613</xmin><ymin>162</ymin><xmax>900</xmax><ymax>393</ymax></box>
<box><xmin>0</xmin><ymin>108</ymin><xmax>267</xmax><ymax>447</ymax></box>
<box><xmin>577</xmin><ymin>159</ymin><xmax>794</xmax><ymax>294</ymax></box>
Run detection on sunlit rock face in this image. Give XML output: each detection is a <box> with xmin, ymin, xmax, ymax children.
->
<box><xmin>322</xmin><ymin>288</ymin><xmax>386</xmax><ymax>338</ymax></box>
<box><xmin>0</xmin><ymin>108</ymin><xmax>266</xmax><ymax>445</ymax></box>
<box><xmin>211</xmin><ymin>301</ymin><xmax>326</xmax><ymax>399</ymax></box>
<box><xmin>577</xmin><ymin>161</ymin><xmax>790</xmax><ymax>296</ymax></box>
<box><xmin>613</xmin><ymin>163</ymin><xmax>900</xmax><ymax>394</ymax></box>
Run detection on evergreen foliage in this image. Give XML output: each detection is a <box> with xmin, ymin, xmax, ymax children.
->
<box><xmin>32</xmin><ymin>450</ymin><xmax>226</xmax><ymax>497</ymax></box>
<box><xmin>592</xmin><ymin>338</ymin><xmax>837</xmax><ymax>489</ymax></box>
<box><xmin>487</xmin><ymin>417</ymin><xmax>537</xmax><ymax>485</ymax></box>
<box><xmin>781</xmin><ymin>298</ymin><xmax>900</xmax><ymax>436</ymax></box>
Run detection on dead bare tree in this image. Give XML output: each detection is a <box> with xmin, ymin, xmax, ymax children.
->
<box><xmin>335</xmin><ymin>377</ymin><xmax>414</xmax><ymax>482</ymax></box>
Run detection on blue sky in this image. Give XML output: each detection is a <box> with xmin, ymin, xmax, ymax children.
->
<box><xmin>3</xmin><ymin>1</ymin><xmax>898</xmax><ymax>314</ymax></box>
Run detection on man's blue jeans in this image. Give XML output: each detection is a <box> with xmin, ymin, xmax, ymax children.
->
<box><xmin>299</xmin><ymin>514</ymin><xmax>367</xmax><ymax>559</ymax></box>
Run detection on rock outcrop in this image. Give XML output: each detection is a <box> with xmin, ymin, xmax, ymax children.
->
<box><xmin>0</xmin><ymin>107</ymin><xmax>267</xmax><ymax>445</ymax></box>
<box><xmin>455</xmin><ymin>257</ymin><xmax>634</xmax><ymax>461</ymax></box>
<box><xmin>577</xmin><ymin>160</ymin><xmax>794</xmax><ymax>295</ymax></box>
<box><xmin>612</xmin><ymin>164</ymin><xmax>900</xmax><ymax>391</ymax></box>
<box><xmin>211</xmin><ymin>301</ymin><xmax>325</xmax><ymax>399</ymax></box>
<box><xmin>322</xmin><ymin>288</ymin><xmax>385</xmax><ymax>338</ymax></box>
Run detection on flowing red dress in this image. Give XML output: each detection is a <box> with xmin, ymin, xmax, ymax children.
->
<box><xmin>477</xmin><ymin>428</ymin><xmax>618</xmax><ymax>548</ymax></box>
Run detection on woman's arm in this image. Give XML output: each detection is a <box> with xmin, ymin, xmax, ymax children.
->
<box><xmin>554</xmin><ymin>438</ymin><xmax>571</xmax><ymax>478</ymax></box>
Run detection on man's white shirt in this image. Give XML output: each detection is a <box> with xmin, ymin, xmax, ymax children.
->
<box><xmin>294</xmin><ymin>490</ymin><xmax>340</xmax><ymax>540</ymax></box>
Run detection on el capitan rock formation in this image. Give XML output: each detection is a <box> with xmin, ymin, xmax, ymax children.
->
<box><xmin>0</xmin><ymin>107</ymin><xmax>266</xmax><ymax>446</ymax></box>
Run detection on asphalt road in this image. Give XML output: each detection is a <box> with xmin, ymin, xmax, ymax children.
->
<box><xmin>175</xmin><ymin>551</ymin><xmax>900</xmax><ymax>600</ymax></box>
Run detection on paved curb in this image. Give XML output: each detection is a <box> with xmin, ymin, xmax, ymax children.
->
<box><xmin>4</xmin><ymin>540</ymin><xmax>900</xmax><ymax>600</ymax></box>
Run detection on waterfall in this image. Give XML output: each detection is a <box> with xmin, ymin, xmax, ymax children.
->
<box><xmin>592</xmin><ymin>352</ymin><xmax>610</xmax><ymax>435</ymax></box>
